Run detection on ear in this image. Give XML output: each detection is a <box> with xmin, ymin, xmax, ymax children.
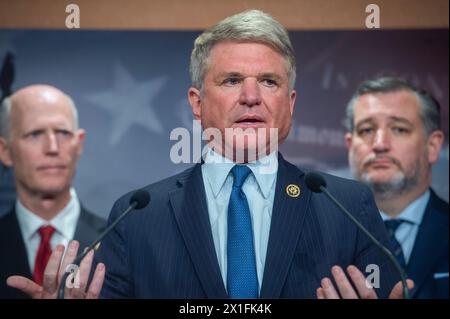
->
<box><xmin>0</xmin><ymin>137</ymin><xmax>13</xmax><ymax>167</ymax></box>
<box><xmin>344</xmin><ymin>132</ymin><xmax>353</xmax><ymax>150</ymax></box>
<box><xmin>289</xmin><ymin>90</ymin><xmax>296</xmax><ymax>116</ymax></box>
<box><xmin>75</xmin><ymin>129</ymin><xmax>85</xmax><ymax>160</ymax></box>
<box><xmin>426</xmin><ymin>130</ymin><xmax>444</xmax><ymax>164</ymax></box>
<box><xmin>188</xmin><ymin>87</ymin><xmax>202</xmax><ymax>120</ymax></box>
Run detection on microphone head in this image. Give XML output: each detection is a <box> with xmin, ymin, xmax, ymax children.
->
<box><xmin>129</xmin><ymin>189</ymin><xmax>150</xmax><ymax>209</ymax></box>
<box><xmin>305</xmin><ymin>172</ymin><xmax>327</xmax><ymax>193</ymax></box>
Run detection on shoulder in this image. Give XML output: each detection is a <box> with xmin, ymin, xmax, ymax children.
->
<box><xmin>79</xmin><ymin>206</ymin><xmax>107</xmax><ymax>231</ymax></box>
<box><xmin>280</xmin><ymin>154</ymin><xmax>373</xmax><ymax>202</ymax></box>
<box><xmin>0</xmin><ymin>209</ymin><xmax>17</xmax><ymax>230</ymax></box>
<box><xmin>426</xmin><ymin>189</ymin><xmax>449</xmax><ymax>229</ymax></box>
<box><xmin>428</xmin><ymin>189</ymin><xmax>449</xmax><ymax>214</ymax></box>
<box><xmin>280</xmin><ymin>154</ymin><xmax>368</xmax><ymax>192</ymax></box>
<box><xmin>109</xmin><ymin>165</ymin><xmax>199</xmax><ymax>216</ymax></box>
<box><xmin>304</xmin><ymin>170</ymin><xmax>376</xmax><ymax>214</ymax></box>
<box><xmin>315</xmin><ymin>171</ymin><xmax>369</xmax><ymax>193</ymax></box>
<box><xmin>280</xmin><ymin>155</ymin><xmax>375</xmax><ymax>216</ymax></box>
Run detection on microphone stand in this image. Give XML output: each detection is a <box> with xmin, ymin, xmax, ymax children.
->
<box><xmin>319</xmin><ymin>185</ymin><xmax>410</xmax><ymax>299</ymax></box>
<box><xmin>57</xmin><ymin>201</ymin><xmax>138</xmax><ymax>299</ymax></box>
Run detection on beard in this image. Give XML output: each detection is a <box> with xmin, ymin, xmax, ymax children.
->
<box><xmin>350</xmin><ymin>154</ymin><xmax>423</xmax><ymax>200</ymax></box>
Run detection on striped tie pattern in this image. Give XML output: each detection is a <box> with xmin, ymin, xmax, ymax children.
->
<box><xmin>384</xmin><ymin>219</ymin><xmax>407</xmax><ymax>270</ymax></box>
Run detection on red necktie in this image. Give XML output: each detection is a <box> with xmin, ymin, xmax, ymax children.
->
<box><xmin>33</xmin><ymin>225</ymin><xmax>56</xmax><ymax>286</ymax></box>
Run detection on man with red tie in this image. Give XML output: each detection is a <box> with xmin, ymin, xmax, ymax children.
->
<box><xmin>0</xmin><ymin>84</ymin><xmax>105</xmax><ymax>298</ymax></box>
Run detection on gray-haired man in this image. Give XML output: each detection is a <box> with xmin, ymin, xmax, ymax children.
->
<box><xmin>8</xmin><ymin>11</ymin><xmax>406</xmax><ymax>299</ymax></box>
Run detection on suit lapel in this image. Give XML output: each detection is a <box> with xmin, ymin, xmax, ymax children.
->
<box><xmin>73</xmin><ymin>207</ymin><xmax>96</xmax><ymax>250</ymax></box>
<box><xmin>407</xmin><ymin>191</ymin><xmax>448</xmax><ymax>297</ymax></box>
<box><xmin>259</xmin><ymin>154</ymin><xmax>311</xmax><ymax>298</ymax></box>
<box><xmin>169</xmin><ymin>164</ymin><xmax>228</xmax><ymax>298</ymax></box>
<box><xmin>1</xmin><ymin>210</ymin><xmax>32</xmax><ymax>278</ymax></box>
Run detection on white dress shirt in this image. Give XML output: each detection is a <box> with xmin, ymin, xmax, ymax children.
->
<box><xmin>15</xmin><ymin>188</ymin><xmax>81</xmax><ymax>272</ymax></box>
<box><xmin>201</xmin><ymin>148</ymin><xmax>278</xmax><ymax>292</ymax></box>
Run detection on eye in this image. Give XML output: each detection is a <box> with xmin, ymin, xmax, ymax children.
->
<box><xmin>261</xmin><ymin>78</ymin><xmax>277</xmax><ymax>87</ymax></box>
<box><xmin>56</xmin><ymin>129</ymin><xmax>73</xmax><ymax>136</ymax></box>
<box><xmin>55</xmin><ymin>129</ymin><xmax>74</xmax><ymax>140</ymax></box>
<box><xmin>25</xmin><ymin>130</ymin><xmax>44</xmax><ymax>139</ymax></box>
<box><xmin>391</xmin><ymin>127</ymin><xmax>409</xmax><ymax>134</ymax></box>
<box><xmin>357</xmin><ymin>127</ymin><xmax>374</xmax><ymax>136</ymax></box>
<box><xmin>222</xmin><ymin>77</ymin><xmax>241</xmax><ymax>86</ymax></box>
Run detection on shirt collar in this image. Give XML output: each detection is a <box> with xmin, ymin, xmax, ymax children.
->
<box><xmin>380</xmin><ymin>190</ymin><xmax>430</xmax><ymax>225</ymax></box>
<box><xmin>202</xmin><ymin>148</ymin><xmax>278</xmax><ymax>199</ymax></box>
<box><xmin>16</xmin><ymin>188</ymin><xmax>81</xmax><ymax>240</ymax></box>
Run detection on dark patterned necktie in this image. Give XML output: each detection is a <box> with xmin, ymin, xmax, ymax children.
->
<box><xmin>384</xmin><ymin>219</ymin><xmax>407</xmax><ymax>270</ymax></box>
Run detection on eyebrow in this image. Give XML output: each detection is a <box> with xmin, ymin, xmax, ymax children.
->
<box><xmin>22</xmin><ymin>126</ymin><xmax>74</xmax><ymax>136</ymax></box>
<box><xmin>355</xmin><ymin>116</ymin><xmax>414</xmax><ymax>129</ymax></box>
<box><xmin>217</xmin><ymin>72</ymin><xmax>242</xmax><ymax>78</ymax></box>
<box><xmin>216</xmin><ymin>72</ymin><xmax>283</xmax><ymax>81</ymax></box>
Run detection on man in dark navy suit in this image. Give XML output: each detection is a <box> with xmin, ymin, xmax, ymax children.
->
<box><xmin>343</xmin><ymin>77</ymin><xmax>448</xmax><ymax>299</ymax></box>
<box><xmin>0</xmin><ymin>85</ymin><xmax>105</xmax><ymax>298</ymax></box>
<box><xmin>6</xmin><ymin>10</ymin><xmax>410</xmax><ymax>299</ymax></box>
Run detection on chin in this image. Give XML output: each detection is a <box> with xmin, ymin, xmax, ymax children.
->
<box><xmin>364</xmin><ymin>173</ymin><xmax>398</xmax><ymax>185</ymax></box>
<box><xmin>35</xmin><ymin>182</ymin><xmax>70</xmax><ymax>196</ymax></box>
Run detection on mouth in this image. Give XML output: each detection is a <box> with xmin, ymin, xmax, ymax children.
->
<box><xmin>233</xmin><ymin>115</ymin><xmax>266</xmax><ymax>127</ymax></box>
<box><xmin>366</xmin><ymin>159</ymin><xmax>395</xmax><ymax>169</ymax></box>
<box><xmin>37</xmin><ymin>165</ymin><xmax>67</xmax><ymax>172</ymax></box>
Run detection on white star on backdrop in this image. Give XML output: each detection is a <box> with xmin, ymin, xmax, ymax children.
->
<box><xmin>85</xmin><ymin>63</ymin><xmax>167</xmax><ymax>145</ymax></box>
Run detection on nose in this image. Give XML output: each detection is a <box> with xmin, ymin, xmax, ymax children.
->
<box><xmin>44</xmin><ymin>132</ymin><xmax>60</xmax><ymax>155</ymax></box>
<box><xmin>372</xmin><ymin>128</ymin><xmax>391</xmax><ymax>153</ymax></box>
<box><xmin>239</xmin><ymin>78</ymin><xmax>261</xmax><ymax>107</ymax></box>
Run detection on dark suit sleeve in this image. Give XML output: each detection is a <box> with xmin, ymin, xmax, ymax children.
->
<box><xmin>94</xmin><ymin>197</ymin><xmax>134</xmax><ymax>298</ymax></box>
<box><xmin>353</xmin><ymin>186</ymin><xmax>401</xmax><ymax>298</ymax></box>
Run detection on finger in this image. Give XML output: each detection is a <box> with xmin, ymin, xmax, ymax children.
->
<box><xmin>389</xmin><ymin>279</ymin><xmax>415</xmax><ymax>299</ymax></box>
<box><xmin>320</xmin><ymin>277</ymin><xmax>340</xmax><ymax>299</ymax></box>
<box><xmin>7</xmin><ymin>276</ymin><xmax>43</xmax><ymax>299</ymax></box>
<box><xmin>331</xmin><ymin>266</ymin><xmax>358</xmax><ymax>299</ymax></box>
<box><xmin>86</xmin><ymin>263</ymin><xmax>105</xmax><ymax>299</ymax></box>
<box><xmin>347</xmin><ymin>265</ymin><xmax>377</xmax><ymax>299</ymax></box>
<box><xmin>65</xmin><ymin>249</ymin><xmax>95</xmax><ymax>299</ymax></box>
<box><xmin>78</xmin><ymin>249</ymin><xmax>94</xmax><ymax>291</ymax></box>
<box><xmin>316</xmin><ymin>287</ymin><xmax>325</xmax><ymax>299</ymax></box>
<box><xmin>42</xmin><ymin>244</ymin><xmax>66</xmax><ymax>294</ymax></box>
<box><xmin>58</xmin><ymin>240</ymin><xmax>80</xmax><ymax>282</ymax></box>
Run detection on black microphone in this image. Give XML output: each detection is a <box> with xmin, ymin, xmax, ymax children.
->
<box><xmin>305</xmin><ymin>172</ymin><xmax>410</xmax><ymax>299</ymax></box>
<box><xmin>57</xmin><ymin>189</ymin><xmax>150</xmax><ymax>299</ymax></box>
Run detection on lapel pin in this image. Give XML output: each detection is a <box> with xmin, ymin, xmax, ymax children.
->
<box><xmin>286</xmin><ymin>184</ymin><xmax>301</xmax><ymax>198</ymax></box>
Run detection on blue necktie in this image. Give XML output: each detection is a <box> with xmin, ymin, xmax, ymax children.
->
<box><xmin>384</xmin><ymin>219</ymin><xmax>407</xmax><ymax>270</ymax></box>
<box><xmin>227</xmin><ymin>165</ymin><xmax>258</xmax><ymax>298</ymax></box>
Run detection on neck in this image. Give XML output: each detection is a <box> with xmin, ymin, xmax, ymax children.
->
<box><xmin>16</xmin><ymin>188</ymin><xmax>72</xmax><ymax>221</ymax></box>
<box><xmin>375</xmin><ymin>183</ymin><xmax>429</xmax><ymax>218</ymax></box>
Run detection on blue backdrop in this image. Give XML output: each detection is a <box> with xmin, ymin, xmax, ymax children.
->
<box><xmin>0</xmin><ymin>29</ymin><xmax>448</xmax><ymax>217</ymax></box>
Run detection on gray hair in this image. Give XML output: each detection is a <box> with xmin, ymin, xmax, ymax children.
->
<box><xmin>0</xmin><ymin>94</ymin><xmax>79</xmax><ymax>140</ymax></box>
<box><xmin>190</xmin><ymin>9</ymin><xmax>296</xmax><ymax>91</ymax></box>
<box><xmin>345</xmin><ymin>77</ymin><xmax>441</xmax><ymax>136</ymax></box>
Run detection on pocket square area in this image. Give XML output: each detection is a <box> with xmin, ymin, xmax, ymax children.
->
<box><xmin>433</xmin><ymin>273</ymin><xmax>449</xmax><ymax>279</ymax></box>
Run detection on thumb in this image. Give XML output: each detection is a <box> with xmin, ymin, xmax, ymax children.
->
<box><xmin>389</xmin><ymin>279</ymin><xmax>414</xmax><ymax>299</ymax></box>
<box><xmin>7</xmin><ymin>275</ymin><xmax>43</xmax><ymax>299</ymax></box>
